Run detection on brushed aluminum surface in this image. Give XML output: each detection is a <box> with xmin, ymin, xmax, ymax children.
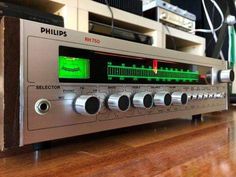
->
<box><xmin>19</xmin><ymin>20</ymin><xmax>229</xmax><ymax>145</ymax></box>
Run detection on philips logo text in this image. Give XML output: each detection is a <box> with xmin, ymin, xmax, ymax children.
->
<box><xmin>41</xmin><ymin>27</ymin><xmax>67</xmax><ymax>37</ymax></box>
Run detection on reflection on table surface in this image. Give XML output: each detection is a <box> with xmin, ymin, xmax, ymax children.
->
<box><xmin>1</xmin><ymin>107</ymin><xmax>236</xmax><ymax>177</ymax></box>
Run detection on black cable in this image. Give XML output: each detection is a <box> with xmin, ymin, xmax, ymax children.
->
<box><xmin>104</xmin><ymin>0</ymin><xmax>114</xmax><ymax>36</ymax></box>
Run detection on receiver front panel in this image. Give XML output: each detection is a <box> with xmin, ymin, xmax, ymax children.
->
<box><xmin>21</xmin><ymin>20</ymin><xmax>228</xmax><ymax>145</ymax></box>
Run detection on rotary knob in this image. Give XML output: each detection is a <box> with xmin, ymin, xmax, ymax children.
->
<box><xmin>154</xmin><ymin>92</ymin><xmax>172</xmax><ymax>106</ymax></box>
<box><xmin>107</xmin><ymin>93</ymin><xmax>130</xmax><ymax>112</ymax></box>
<box><xmin>132</xmin><ymin>92</ymin><xmax>153</xmax><ymax>109</ymax></box>
<box><xmin>74</xmin><ymin>95</ymin><xmax>101</xmax><ymax>116</ymax></box>
<box><xmin>218</xmin><ymin>69</ymin><xmax>234</xmax><ymax>83</ymax></box>
<box><xmin>172</xmin><ymin>92</ymin><xmax>188</xmax><ymax>105</ymax></box>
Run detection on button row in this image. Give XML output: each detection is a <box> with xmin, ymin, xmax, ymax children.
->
<box><xmin>188</xmin><ymin>92</ymin><xmax>225</xmax><ymax>101</ymax></box>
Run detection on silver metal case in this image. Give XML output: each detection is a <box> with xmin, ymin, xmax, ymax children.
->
<box><xmin>20</xmin><ymin>20</ymin><xmax>228</xmax><ymax>146</ymax></box>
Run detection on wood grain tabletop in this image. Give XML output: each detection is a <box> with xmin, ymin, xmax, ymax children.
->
<box><xmin>1</xmin><ymin>107</ymin><xmax>236</xmax><ymax>177</ymax></box>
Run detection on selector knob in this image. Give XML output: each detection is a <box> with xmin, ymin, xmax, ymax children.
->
<box><xmin>218</xmin><ymin>69</ymin><xmax>234</xmax><ymax>83</ymax></box>
<box><xmin>172</xmin><ymin>92</ymin><xmax>188</xmax><ymax>105</ymax></box>
<box><xmin>132</xmin><ymin>92</ymin><xmax>153</xmax><ymax>109</ymax></box>
<box><xmin>74</xmin><ymin>95</ymin><xmax>101</xmax><ymax>116</ymax></box>
<box><xmin>107</xmin><ymin>93</ymin><xmax>130</xmax><ymax>112</ymax></box>
<box><xmin>154</xmin><ymin>92</ymin><xmax>172</xmax><ymax>106</ymax></box>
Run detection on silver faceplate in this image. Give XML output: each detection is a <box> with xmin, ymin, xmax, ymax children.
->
<box><xmin>20</xmin><ymin>20</ymin><xmax>228</xmax><ymax>145</ymax></box>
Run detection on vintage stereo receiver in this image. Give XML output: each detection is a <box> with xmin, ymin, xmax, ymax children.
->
<box><xmin>0</xmin><ymin>17</ymin><xmax>233</xmax><ymax>150</ymax></box>
<box><xmin>143</xmin><ymin>0</ymin><xmax>196</xmax><ymax>32</ymax></box>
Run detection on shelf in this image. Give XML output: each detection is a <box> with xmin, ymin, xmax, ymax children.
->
<box><xmin>3</xmin><ymin>0</ymin><xmax>64</xmax><ymax>13</ymax></box>
<box><xmin>53</xmin><ymin>0</ymin><xmax>163</xmax><ymax>48</ymax></box>
<box><xmin>2</xmin><ymin>0</ymin><xmax>206</xmax><ymax>55</ymax></box>
<box><xmin>163</xmin><ymin>26</ymin><xmax>206</xmax><ymax>56</ymax></box>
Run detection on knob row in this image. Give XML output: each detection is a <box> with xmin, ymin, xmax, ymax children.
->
<box><xmin>74</xmin><ymin>92</ymin><xmax>188</xmax><ymax>116</ymax></box>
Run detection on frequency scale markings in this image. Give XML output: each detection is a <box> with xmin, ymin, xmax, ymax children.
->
<box><xmin>107</xmin><ymin>62</ymin><xmax>199</xmax><ymax>82</ymax></box>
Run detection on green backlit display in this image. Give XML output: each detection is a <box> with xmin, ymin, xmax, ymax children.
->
<box><xmin>58</xmin><ymin>56</ymin><xmax>90</xmax><ymax>79</ymax></box>
<box><xmin>107</xmin><ymin>62</ymin><xmax>199</xmax><ymax>82</ymax></box>
<box><xmin>59</xmin><ymin>46</ymin><xmax>210</xmax><ymax>84</ymax></box>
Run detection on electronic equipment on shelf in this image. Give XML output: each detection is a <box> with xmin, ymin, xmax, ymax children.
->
<box><xmin>89</xmin><ymin>20</ymin><xmax>153</xmax><ymax>45</ymax></box>
<box><xmin>143</xmin><ymin>0</ymin><xmax>196</xmax><ymax>32</ymax></box>
<box><xmin>0</xmin><ymin>2</ymin><xmax>64</xmax><ymax>27</ymax></box>
<box><xmin>93</xmin><ymin>0</ymin><xmax>143</xmax><ymax>16</ymax></box>
<box><xmin>0</xmin><ymin>17</ymin><xmax>233</xmax><ymax>150</ymax></box>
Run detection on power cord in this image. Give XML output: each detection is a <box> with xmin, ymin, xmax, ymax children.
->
<box><xmin>202</xmin><ymin>0</ymin><xmax>225</xmax><ymax>60</ymax></box>
<box><xmin>104</xmin><ymin>0</ymin><xmax>114</xmax><ymax>36</ymax></box>
<box><xmin>190</xmin><ymin>0</ymin><xmax>224</xmax><ymax>34</ymax></box>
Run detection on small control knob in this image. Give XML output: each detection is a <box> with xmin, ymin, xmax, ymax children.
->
<box><xmin>107</xmin><ymin>93</ymin><xmax>130</xmax><ymax>112</ymax></box>
<box><xmin>74</xmin><ymin>95</ymin><xmax>101</xmax><ymax>116</ymax></box>
<box><xmin>198</xmin><ymin>93</ymin><xmax>204</xmax><ymax>100</ymax></box>
<box><xmin>172</xmin><ymin>92</ymin><xmax>188</xmax><ymax>105</ymax></box>
<box><xmin>218</xmin><ymin>69</ymin><xmax>234</xmax><ymax>83</ymax></box>
<box><xmin>208</xmin><ymin>93</ymin><xmax>214</xmax><ymax>99</ymax></box>
<box><xmin>154</xmin><ymin>92</ymin><xmax>172</xmax><ymax>106</ymax></box>
<box><xmin>188</xmin><ymin>93</ymin><xmax>194</xmax><ymax>101</ymax></box>
<box><xmin>192</xmin><ymin>93</ymin><xmax>199</xmax><ymax>100</ymax></box>
<box><xmin>215</xmin><ymin>92</ymin><xmax>225</xmax><ymax>99</ymax></box>
<box><xmin>203</xmin><ymin>93</ymin><xmax>209</xmax><ymax>99</ymax></box>
<box><xmin>132</xmin><ymin>92</ymin><xmax>153</xmax><ymax>109</ymax></box>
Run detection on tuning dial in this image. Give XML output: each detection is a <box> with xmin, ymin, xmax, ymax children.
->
<box><xmin>74</xmin><ymin>95</ymin><xmax>101</xmax><ymax>116</ymax></box>
<box><xmin>218</xmin><ymin>69</ymin><xmax>234</xmax><ymax>83</ymax></box>
<box><xmin>154</xmin><ymin>92</ymin><xmax>172</xmax><ymax>106</ymax></box>
<box><xmin>172</xmin><ymin>92</ymin><xmax>188</xmax><ymax>105</ymax></box>
<box><xmin>107</xmin><ymin>93</ymin><xmax>130</xmax><ymax>112</ymax></box>
<box><xmin>132</xmin><ymin>92</ymin><xmax>153</xmax><ymax>109</ymax></box>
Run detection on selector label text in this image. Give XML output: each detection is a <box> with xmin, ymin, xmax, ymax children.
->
<box><xmin>36</xmin><ymin>85</ymin><xmax>61</xmax><ymax>90</ymax></box>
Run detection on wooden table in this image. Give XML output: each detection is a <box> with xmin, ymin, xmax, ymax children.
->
<box><xmin>1</xmin><ymin>108</ymin><xmax>236</xmax><ymax>177</ymax></box>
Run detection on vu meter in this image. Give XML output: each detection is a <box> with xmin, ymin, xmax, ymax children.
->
<box><xmin>58</xmin><ymin>56</ymin><xmax>90</xmax><ymax>79</ymax></box>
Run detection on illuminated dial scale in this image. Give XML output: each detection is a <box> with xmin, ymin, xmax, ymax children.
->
<box><xmin>54</xmin><ymin>47</ymin><xmax>234</xmax><ymax>116</ymax></box>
